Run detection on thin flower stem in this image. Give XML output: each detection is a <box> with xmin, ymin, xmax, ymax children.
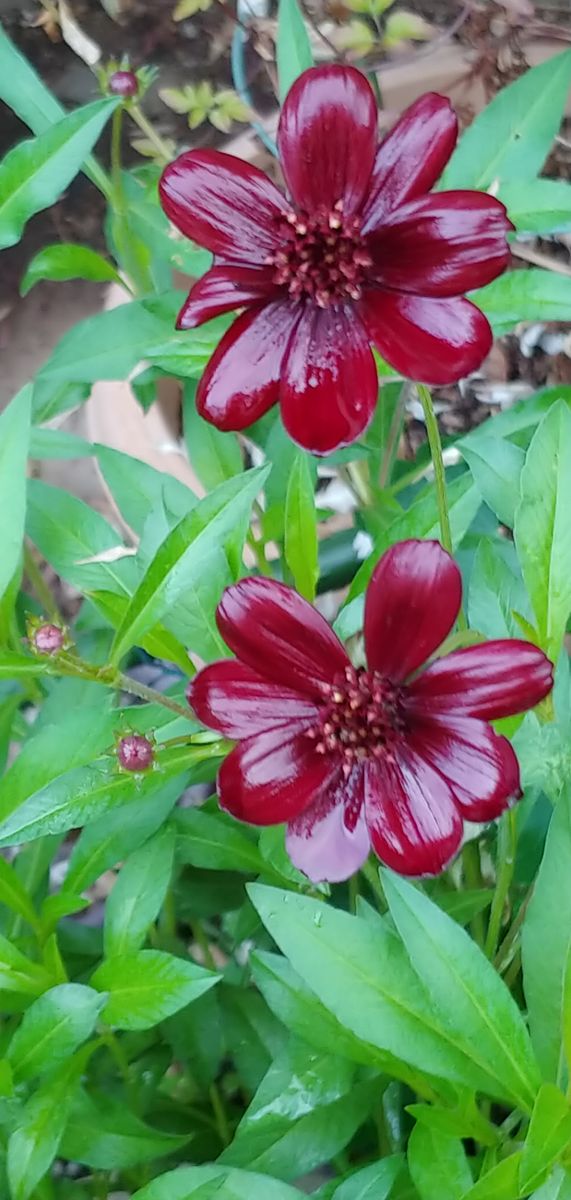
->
<box><xmin>417</xmin><ymin>382</ymin><xmax>467</xmax><ymax>632</ymax></box>
<box><xmin>45</xmin><ymin>650</ymin><xmax>192</xmax><ymax>720</ymax></box>
<box><xmin>113</xmin><ymin>672</ymin><xmax>191</xmax><ymax>719</ymax></box>
<box><xmin>23</xmin><ymin>542</ymin><xmax>62</xmax><ymax>622</ymax></box>
<box><xmin>462</xmin><ymin>840</ymin><xmax>486</xmax><ymax>948</ymax></box>
<box><xmin>128</xmin><ymin>104</ymin><xmax>173</xmax><ymax>165</ymax></box>
<box><xmin>485</xmin><ymin>809</ymin><xmax>517</xmax><ymax>960</ymax></box>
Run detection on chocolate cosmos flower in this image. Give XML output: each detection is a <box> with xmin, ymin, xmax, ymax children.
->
<box><xmin>189</xmin><ymin>540</ymin><xmax>552</xmax><ymax>882</ymax></box>
<box><xmin>159</xmin><ymin>66</ymin><xmax>513</xmax><ymax>455</ymax></box>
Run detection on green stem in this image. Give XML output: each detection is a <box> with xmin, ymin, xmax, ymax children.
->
<box><xmin>379</xmin><ymin>384</ymin><xmax>406</xmax><ymax>489</ymax></box>
<box><xmin>209</xmin><ymin>1082</ymin><xmax>232</xmax><ymax>1147</ymax></box>
<box><xmin>462</xmin><ymin>840</ymin><xmax>485</xmax><ymax>948</ymax></box>
<box><xmin>360</xmin><ymin>857</ymin><xmax>387</xmax><ymax>911</ymax></box>
<box><xmin>128</xmin><ymin>104</ymin><xmax>173</xmax><ymax>164</ymax></box>
<box><xmin>23</xmin><ymin>543</ymin><xmax>61</xmax><ymax>622</ymax></box>
<box><xmin>43</xmin><ymin>650</ymin><xmax>192</xmax><ymax>720</ymax></box>
<box><xmin>485</xmin><ymin>809</ymin><xmax>517</xmax><ymax>960</ymax></box>
<box><xmin>494</xmin><ymin>887</ymin><xmax>533</xmax><ymax>973</ymax></box>
<box><xmin>416</xmin><ymin>383</ymin><xmax>452</xmax><ymax>554</ymax></box>
<box><xmin>112</xmin><ymin>671</ymin><xmax>191</xmax><ymax>718</ymax></box>
<box><xmin>348</xmin><ymin>872</ymin><xmax>359</xmax><ymax>915</ymax></box>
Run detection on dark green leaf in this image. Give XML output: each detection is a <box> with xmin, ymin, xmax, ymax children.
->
<box><xmin>21</xmin><ymin>243</ymin><xmax>121</xmax><ymax>295</ymax></box>
<box><xmin>382</xmin><ymin>871</ymin><xmax>540</xmax><ymax>1112</ymax></box>
<box><xmin>220</xmin><ymin>985</ymin><xmax>287</xmax><ymax>1093</ymax></box>
<box><xmin>408</xmin><ymin>1124</ymin><xmax>472</xmax><ymax>1200</ymax></box>
<box><xmin>0</xmin><ymin>386</ymin><xmax>31</xmax><ymax>599</ymax></box>
<box><xmin>277</xmin><ymin>0</ymin><xmax>313</xmax><ymax>99</ymax></box>
<box><xmin>0</xmin><ymin>100</ymin><xmax>117</xmax><ymax>249</ymax></box>
<box><xmin>7</xmin><ymin>984</ymin><xmax>105</xmax><ymax>1081</ymax></box>
<box><xmin>60</xmin><ymin>1090</ymin><xmax>189</xmax><ymax>1167</ymax></box>
<box><xmin>0</xmin><ymin>855</ymin><xmax>38</xmax><ymax>931</ymax></box>
<box><xmin>514</xmin><ymin>401</ymin><xmax>571</xmax><ymax>661</ymax></box>
<box><xmin>104</xmin><ymin>825</ymin><xmax>175</xmax><ymax>957</ymax></box>
<box><xmin>174</xmin><ymin>807</ymin><xmax>264</xmax><ymax>875</ymax></box>
<box><xmin>7</xmin><ymin>1055</ymin><xmax>83</xmax><ymax>1200</ymax></box>
<box><xmin>163</xmin><ymin>989</ymin><xmax>224</xmax><ymax>1089</ymax></box>
<box><xmin>91</xmin><ymin>948</ymin><xmax>219</xmax><ymax>1030</ymax></box>
<box><xmin>441</xmin><ymin>50</ymin><xmax>571</xmax><ymax>188</ymax></box>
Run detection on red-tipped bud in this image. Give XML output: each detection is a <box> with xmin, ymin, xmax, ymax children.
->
<box><xmin>117</xmin><ymin>734</ymin><xmax>154</xmax><ymax>772</ymax></box>
<box><xmin>108</xmin><ymin>70</ymin><xmax>139</xmax><ymax>97</ymax></box>
<box><xmin>33</xmin><ymin>623</ymin><xmax>65</xmax><ymax>655</ymax></box>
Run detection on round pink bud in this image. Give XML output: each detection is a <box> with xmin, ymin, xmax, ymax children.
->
<box><xmin>34</xmin><ymin>623</ymin><xmax>65</xmax><ymax>655</ymax></box>
<box><xmin>117</xmin><ymin>734</ymin><xmax>154</xmax><ymax>772</ymax></box>
<box><xmin>108</xmin><ymin>70</ymin><xmax>139</xmax><ymax>97</ymax></box>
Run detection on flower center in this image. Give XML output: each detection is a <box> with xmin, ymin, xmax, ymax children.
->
<box><xmin>267</xmin><ymin>201</ymin><xmax>372</xmax><ymax>308</ymax></box>
<box><xmin>308</xmin><ymin>665</ymin><xmax>405</xmax><ymax>774</ymax></box>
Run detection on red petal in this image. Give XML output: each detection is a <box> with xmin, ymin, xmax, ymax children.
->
<box><xmin>189</xmin><ymin>660</ymin><xmax>322</xmax><ymax>739</ymax></box>
<box><xmin>360</xmin><ymin>290</ymin><xmax>492</xmax><ymax>385</ymax></box>
<box><xmin>218</xmin><ymin>727</ymin><xmax>337</xmax><ymax>825</ymax></box>
<box><xmin>364</xmin><ymin>754</ymin><xmax>463</xmax><ymax>877</ymax></box>
<box><xmin>409</xmin><ymin>715</ymin><xmax>521</xmax><ymax>822</ymax></box>
<box><xmin>364</xmin><ymin>539</ymin><xmax>462</xmax><ymax>681</ymax></box>
<box><xmin>281</xmin><ymin>303</ymin><xmax>378</xmax><ymax>454</ymax></box>
<box><xmin>361</xmin><ymin>93</ymin><xmax>457</xmax><ymax>230</ymax></box>
<box><xmin>159</xmin><ymin>149</ymin><xmax>288</xmax><ymax>263</ymax></box>
<box><xmin>408</xmin><ymin>640</ymin><xmax>553</xmax><ymax>720</ymax></box>
<box><xmin>286</xmin><ymin>768</ymin><xmax>370</xmax><ymax>883</ymax></box>
<box><xmin>177</xmin><ymin>265</ymin><xmax>278</xmax><ymax>330</ymax></box>
<box><xmin>216</xmin><ymin>576</ymin><xmax>350</xmax><ymax>698</ymax></box>
<box><xmin>196</xmin><ymin>299</ymin><xmax>301</xmax><ymax>431</ymax></box>
<box><xmin>368</xmin><ymin>192</ymin><xmax>513</xmax><ymax>298</ymax></box>
<box><xmin>277</xmin><ymin>65</ymin><xmax>377</xmax><ymax>214</ymax></box>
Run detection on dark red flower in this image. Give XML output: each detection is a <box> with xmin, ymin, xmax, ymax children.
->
<box><xmin>159</xmin><ymin>66</ymin><xmax>512</xmax><ymax>455</ymax></box>
<box><xmin>117</xmin><ymin>734</ymin><xmax>154</xmax><ymax>772</ymax></box>
<box><xmin>188</xmin><ymin>540</ymin><xmax>552</xmax><ymax>881</ymax></box>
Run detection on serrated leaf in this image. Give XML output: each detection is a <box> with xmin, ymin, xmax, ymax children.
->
<box><xmin>277</xmin><ymin>0</ymin><xmax>313</xmax><ymax>99</ymax></box>
<box><xmin>0</xmin><ymin>99</ymin><xmax>117</xmax><ymax>249</ymax></box>
<box><xmin>8</xmin><ymin>984</ymin><xmax>105</xmax><ymax>1082</ymax></box>
<box><xmin>91</xmin><ymin>948</ymin><xmax>219</xmax><ymax>1030</ymax></box>
<box><xmin>0</xmin><ymin>386</ymin><xmax>31</xmax><ymax>600</ymax></box>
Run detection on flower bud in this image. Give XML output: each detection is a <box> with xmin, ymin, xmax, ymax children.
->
<box><xmin>108</xmin><ymin>70</ymin><xmax>139</xmax><ymax>97</ymax></box>
<box><xmin>117</xmin><ymin>734</ymin><xmax>155</xmax><ymax>772</ymax></box>
<box><xmin>33</xmin><ymin>623</ymin><xmax>65</xmax><ymax>655</ymax></box>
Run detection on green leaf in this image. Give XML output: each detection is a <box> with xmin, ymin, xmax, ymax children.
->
<box><xmin>220</xmin><ymin>1040</ymin><xmax>377</xmax><ymax>1180</ymax></box>
<box><xmin>91</xmin><ymin>949</ymin><xmax>219</xmax><ymax>1030</ymax></box>
<box><xmin>514</xmin><ymin>401</ymin><xmax>571</xmax><ymax>661</ymax></box>
<box><xmin>59</xmin><ymin>1089</ymin><xmax>189</xmax><ymax>1168</ymax></box>
<box><xmin>21</xmin><ymin>243</ymin><xmax>121</xmax><ymax>295</ymax></box>
<box><xmin>440</xmin><ymin>50</ymin><xmax>571</xmax><ymax>188</ymax></box>
<box><xmin>432</xmin><ymin>888</ymin><xmax>494</xmax><ymax>928</ymax></box>
<box><xmin>0</xmin><ymin>932</ymin><xmax>51</xmax><ymax>996</ymax></box>
<box><xmin>174</xmin><ymin>807</ymin><xmax>264</xmax><ymax>875</ymax></box>
<box><xmin>523</xmin><ymin>782</ymin><xmax>571</xmax><ymax>1083</ymax></box>
<box><xmin>7</xmin><ymin>1055</ymin><xmax>83</xmax><ymax>1200</ymax></box>
<box><xmin>36</xmin><ymin>296</ymin><xmax>175</xmax><ymax>385</ymax></box>
<box><xmin>0</xmin><ymin>855</ymin><xmax>38</xmax><ymax>931</ymax></box>
<box><xmin>406</xmin><ymin>1102</ymin><xmax>497</xmax><ymax>1149</ymax></box>
<box><xmin>109</xmin><ymin>465</ymin><xmax>269</xmax><ymax>663</ymax></box>
<box><xmin>131</xmin><ymin>1164</ymin><xmax>314</xmax><ymax>1200</ymax></box>
<box><xmin>474</xmin><ymin>270</ymin><xmax>571</xmax><ymax>337</ymax></box>
<box><xmin>468</xmin><ymin>540</ymin><xmax>528</xmax><ymax>640</ymax></box>
<box><xmin>95</xmin><ymin>443</ymin><xmax>196</xmax><ymax>537</ymax></box>
<box><xmin>29</xmin><ymin>428</ymin><xmax>92</xmax><ymax>459</ymax></box>
<box><xmin>408</xmin><ymin>1125</ymin><xmax>472</xmax><ymax>1200</ymax></box>
<box><xmin>0</xmin><ymin>100</ymin><xmax>117</xmax><ymax>250</ymax></box>
<box><xmin>332</xmin><ymin>1158</ymin><xmax>404</xmax><ymax>1200</ymax></box>
<box><xmin>184</xmin><ymin>383</ymin><xmax>243</xmax><ymax>491</ymax></box>
<box><xmin>461</xmin><ymin>437</ymin><xmax>524</xmax><ymax>528</ymax></box>
<box><xmin>381</xmin><ymin>870</ymin><xmax>540</xmax><ymax>1112</ymax></box>
<box><xmin>26</xmin><ymin>478</ymin><xmax>136</xmax><ymax>596</ymax></box>
<box><xmin>499</xmin><ymin>179</ymin><xmax>571</xmax><ymax>234</ymax></box>
<box><xmin>532</xmin><ymin>1168</ymin><xmax>571</xmax><ymax>1200</ymax></box>
<box><xmin>248</xmin><ymin>885</ymin><xmax>505</xmax><ymax>1096</ymax></box>
<box><xmin>0</xmin><ymin>386</ymin><xmax>31</xmax><ymax>600</ymax></box>
<box><xmin>277</xmin><ymin>0</ymin><xmax>313</xmax><ymax>99</ymax></box>
<box><xmin>0</xmin><ymin>655</ymin><xmax>49</xmax><ymax>681</ymax></box>
<box><xmin>461</xmin><ymin>1154</ymin><xmax>522</xmax><ymax>1200</ymax></box>
<box><xmin>7</xmin><ymin>984</ymin><xmax>105</xmax><ymax>1082</ymax></box>
<box><xmin>145</xmin><ymin>315</ymin><xmax>233</xmax><ymax>379</ymax></box>
<box><xmin>284</xmin><ymin>451</ymin><xmax>319</xmax><ymax>600</ymax></box>
<box><xmin>220</xmin><ymin>985</ymin><xmax>287</xmax><ymax>1093</ymax></box>
<box><xmin>0</xmin><ymin>26</ymin><xmax>109</xmax><ymax>195</ymax></box>
<box><xmin>520</xmin><ymin>1084</ymin><xmax>571</xmax><ymax>1193</ymax></box>
<box><xmin>164</xmin><ymin>989</ymin><xmax>224</xmax><ymax>1089</ymax></box>
<box><xmin>104</xmin><ymin>825</ymin><xmax>175</xmax><ymax>957</ymax></box>
<box><xmin>64</xmin><ymin>778</ymin><xmax>181</xmax><ymax>895</ymax></box>
<box><xmin>31</xmin><ymin>379</ymin><xmax>90</xmax><ymax>425</ymax></box>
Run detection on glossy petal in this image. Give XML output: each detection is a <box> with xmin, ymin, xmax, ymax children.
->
<box><xmin>286</xmin><ymin>768</ymin><xmax>370</xmax><ymax>883</ymax></box>
<box><xmin>177</xmin><ymin>265</ymin><xmax>278</xmax><ymax>330</ymax></box>
<box><xmin>409</xmin><ymin>714</ymin><xmax>521</xmax><ymax>821</ymax></box>
<box><xmin>364</xmin><ymin>753</ymin><xmax>463</xmax><ymax>877</ymax></box>
<box><xmin>364</xmin><ymin>539</ymin><xmax>462</xmax><ymax>681</ymax></box>
<box><xmin>159</xmin><ymin>148</ymin><xmax>288</xmax><ymax>264</ymax></box>
<box><xmin>277</xmin><ymin>65</ymin><xmax>377</xmax><ymax>214</ymax></box>
<box><xmin>361</xmin><ymin>93</ymin><xmax>458</xmax><ymax>230</ymax></box>
<box><xmin>360</xmin><ymin>290</ymin><xmax>492</xmax><ymax>385</ymax></box>
<box><xmin>281</xmin><ymin>303</ymin><xmax>378</xmax><ymax>454</ymax></box>
<box><xmin>189</xmin><ymin>660</ymin><xmax>321</xmax><ymax>739</ymax></box>
<box><xmin>216</xmin><ymin>576</ymin><xmax>350</xmax><ymax>698</ymax></box>
<box><xmin>408</xmin><ymin>640</ymin><xmax>553</xmax><ymax>720</ymax></box>
<box><xmin>218</xmin><ymin>726</ymin><xmax>337</xmax><ymax>825</ymax></box>
<box><xmin>196</xmin><ymin>299</ymin><xmax>301</xmax><ymax>431</ymax></box>
<box><xmin>368</xmin><ymin>192</ymin><xmax>512</xmax><ymax>298</ymax></box>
